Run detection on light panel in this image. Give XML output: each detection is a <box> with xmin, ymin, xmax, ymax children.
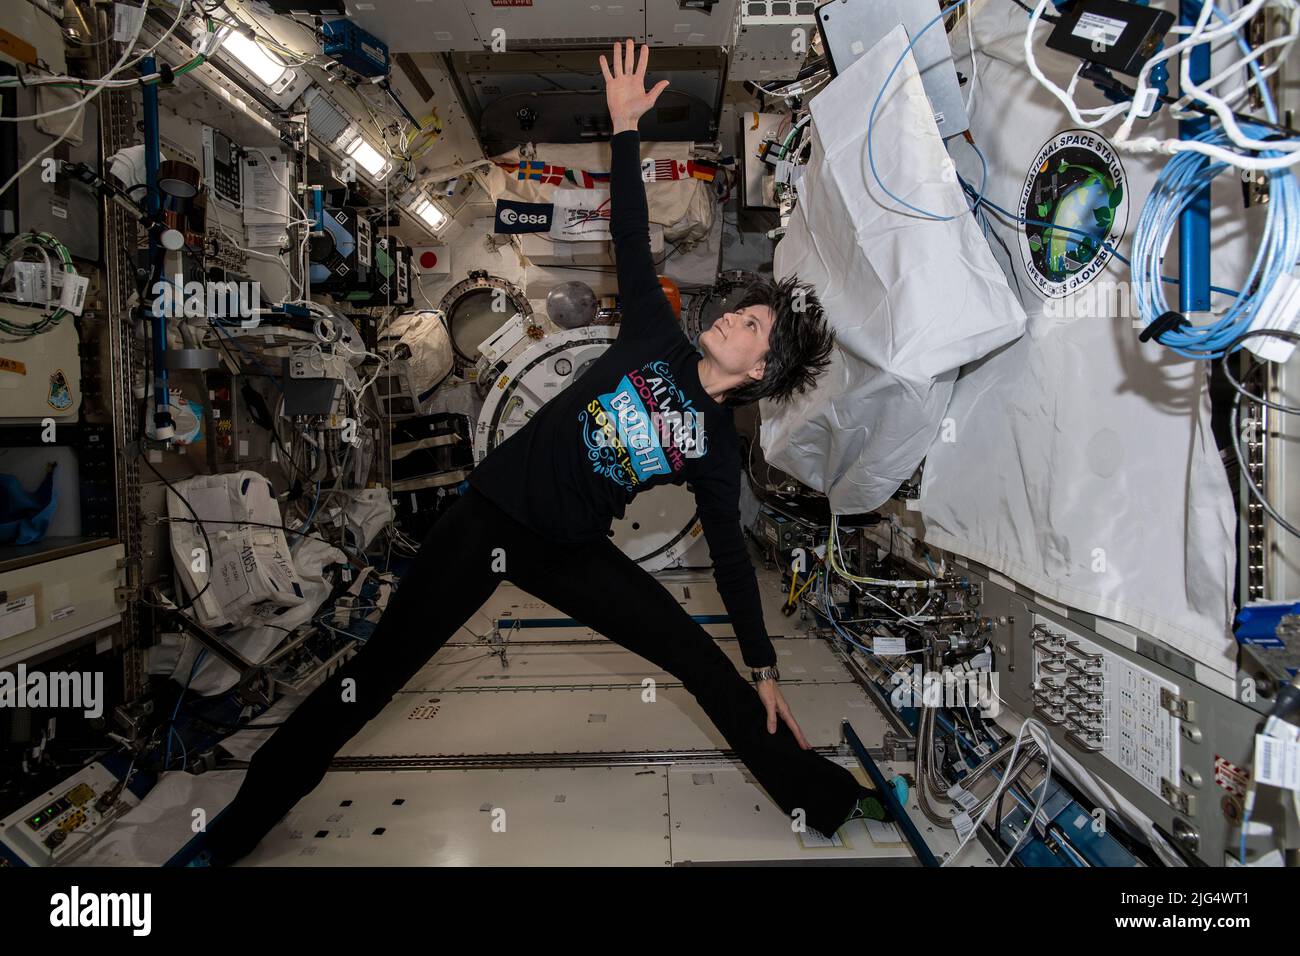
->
<box><xmin>218</xmin><ymin>28</ymin><xmax>288</xmax><ymax>87</ymax></box>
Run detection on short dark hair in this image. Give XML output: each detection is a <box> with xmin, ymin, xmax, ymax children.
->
<box><xmin>721</xmin><ymin>275</ymin><xmax>834</xmax><ymax>408</ymax></box>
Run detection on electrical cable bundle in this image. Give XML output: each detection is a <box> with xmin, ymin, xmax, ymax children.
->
<box><xmin>1130</xmin><ymin>124</ymin><xmax>1300</xmax><ymax>359</ymax></box>
<box><xmin>1025</xmin><ymin>0</ymin><xmax>1300</xmax><ymax>171</ymax></box>
<box><xmin>0</xmin><ymin>231</ymin><xmax>78</xmax><ymax>338</ymax></box>
<box><xmin>0</xmin><ymin>2</ymin><xmax>206</xmax><ymax>103</ymax></box>
<box><xmin>0</xmin><ymin>0</ymin><xmax>203</xmax><ymax>201</ymax></box>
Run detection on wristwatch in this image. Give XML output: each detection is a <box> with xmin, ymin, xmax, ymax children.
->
<box><xmin>751</xmin><ymin>666</ymin><xmax>781</xmax><ymax>683</ymax></box>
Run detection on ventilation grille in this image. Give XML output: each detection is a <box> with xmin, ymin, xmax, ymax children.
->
<box><xmin>305</xmin><ymin>88</ymin><xmax>351</xmax><ymax>145</ymax></box>
<box><xmin>507</xmin><ymin>35</ymin><xmax>627</xmax><ymax>47</ymax></box>
<box><xmin>745</xmin><ymin>1</ymin><xmax>817</xmax><ymax>16</ymax></box>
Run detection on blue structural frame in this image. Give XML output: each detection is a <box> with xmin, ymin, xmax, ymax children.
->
<box><xmin>1179</xmin><ymin>0</ymin><xmax>1213</xmax><ymax>313</ymax></box>
<box><xmin>842</xmin><ymin>720</ymin><xmax>941</xmax><ymax>867</ymax></box>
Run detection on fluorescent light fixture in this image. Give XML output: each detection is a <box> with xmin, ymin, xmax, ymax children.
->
<box><xmin>219</xmin><ymin>28</ymin><xmax>288</xmax><ymax>88</ymax></box>
<box><xmin>333</xmin><ymin>127</ymin><xmax>391</xmax><ymax>181</ymax></box>
<box><xmin>411</xmin><ymin>196</ymin><xmax>448</xmax><ymax>232</ymax></box>
<box><xmin>345</xmin><ymin>137</ymin><xmax>389</xmax><ymax>179</ymax></box>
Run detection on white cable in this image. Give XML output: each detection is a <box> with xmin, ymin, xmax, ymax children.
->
<box><xmin>1023</xmin><ymin>0</ymin><xmax>1132</xmax><ymax>128</ymax></box>
<box><xmin>827</xmin><ymin>515</ymin><xmax>936</xmax><ymax>589</ymax></box>
<box><xmin>208</xmin><ymin>4</ymin><xmax>321</xmax><ymax>67</ymax></box>
<box><xmin>0</xmin><ymin>2</ymin><xmax>152</xmax><ymax>198</ymax></box>
<box><xmin>1149</xmin><ymin>3</ymin><xmax>1300</xmax><ymax>163</ymax></box>
<box><xmin>941</xmin><ymin>717</ymin><xmax>1039</xmax><ymax>865</ymax></box>
<box><xmin>939</xmin><ymin>717</ymin><xmax>1056</xmax><ymax>866</ymax></box>
<box><xmin>0</xmin><ymin>0</ymin><xmax>192</xmax><ymax>122</ymax></box>
<box><xmin>999</xmin><ymin>720</ymin><xmax>1054</xmax><ymax>865</ymax></box>
<box><xmin>243</xmin><ymin>147</ymin><xmax>312</xmax><ymax>303</ymax></box>
<box><xmin>1024</xmin><ymin>0</ymin><xmax>1300</xmax><ymax>170</ymax></box>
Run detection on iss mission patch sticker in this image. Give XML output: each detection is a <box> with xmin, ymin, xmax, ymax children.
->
<box><xmin>1018</xmin><ymin>129</ymin><xmax>1128</xmax><ymax>299</ymax></box>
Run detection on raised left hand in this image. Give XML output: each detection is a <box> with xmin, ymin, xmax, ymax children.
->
<box><xmin>755</xmin><ymin>679</ymin><xmax>810</xmax><ymax>749</ymax></box>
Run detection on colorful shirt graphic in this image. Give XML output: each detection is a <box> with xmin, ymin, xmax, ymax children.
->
<box><xmin>578</xmin><ymin>360</ymin><xmax>706</xmax><ymax>492</ymax></box>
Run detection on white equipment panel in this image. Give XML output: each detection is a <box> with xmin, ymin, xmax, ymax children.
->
<box><xmin>408</xmin><ymin>635</ymin><xmax>852</xmax><ymax>692</ymax></box>
<box><xmin>731</xmin><ymin>1</ymin><xmax>819</xmax><ymax>82</ymax></box>
<box><xmin>1031</xmin><ymin>615</ymin><xmax>1181</xmax><ymax>799</ymax></box>
<box><xmin>0</xmin><ymin>762</ymin><xmax>139</xmax><ymax>866</ymax></box>
<box><xmin>237</xmin><ymin>766</ymin><xmax>671</xmax><ymax>866</ymax></box>
<box><xmin>461</xmin><ymin>0</ymin><xmax>645</xmax><ymax>45</ymax></box>
<box><xmin>0</xmin><ymin>543</ymin><xmax>125</xmax><ymax>666</ymax></box>
<box><xmin>647</xmin><ymin>0</ymin><xmax>742</xmax><ymax>46</ymax></box>
<box><xmin>339</xmin><ymin>679</ymin><xmax>887</xmax><ymax>758</ymax></box>
<box><xmin>0</xmin><ymin>306</ymin><xmax>81</xmax><ymax>421</ymax></box>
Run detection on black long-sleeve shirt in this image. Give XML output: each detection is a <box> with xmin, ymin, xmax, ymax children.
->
<box><xmin>468</xmin><ymin>130</ymin><xmax>776</xmax><ymax>668</ymax></box>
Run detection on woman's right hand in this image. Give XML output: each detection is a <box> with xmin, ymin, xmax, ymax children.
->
<box><xmin>599</xmin><ymin>39</ymin><xmax>669</xmax><ymax>134</ymax></box>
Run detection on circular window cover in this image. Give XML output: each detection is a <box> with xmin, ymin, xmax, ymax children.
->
<box><xmin>683</xmin><ymin>269</ymin><xmax>762</xmax><ymax>345</ymax></box>
<box><xmin>439</xmin><ymin>271</ymin><xmax>532</xmax><ymax>363</ymax></box>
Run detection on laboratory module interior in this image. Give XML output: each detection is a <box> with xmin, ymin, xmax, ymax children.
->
<box><xmin>0</xmin><ymin>0</ymin><xmax>1298</xmax><ymax>871</ymax></box>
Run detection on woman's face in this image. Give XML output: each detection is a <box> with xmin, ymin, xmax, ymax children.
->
<box><xmin>700</xmin><ymin>304</ymin><xmax>774</xmax><ymax>381</ymax></box>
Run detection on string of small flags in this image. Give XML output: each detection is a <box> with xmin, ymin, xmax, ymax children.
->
<box><xmin>496</xmin><ymin>157</ymin><xmax>717</xmax><ymax>185</ymax></box>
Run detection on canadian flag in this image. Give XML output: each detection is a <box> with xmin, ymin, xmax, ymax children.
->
<box><xmin>412</xmin><ymin>246</ymin><xmax>450</xmax><ymax>275</ymax></box>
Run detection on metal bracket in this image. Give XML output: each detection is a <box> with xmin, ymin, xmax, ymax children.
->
<box><xmin>1033</xmin><ymin>702</ymin><xmax>1067</xmax><ymax>726</ymax></box>
<box><xmin>158</xmin><ymin>598</ymin><xmax>271</xmax><ymax>707</ymax></box>
<box><xmin>1159</xmin><ymin>687</ymin><xmax>1195</xmax><ymax>723</ymax></box>
<box><xmin>1065</xmin><ymin>728</ymin><xmax>1105</xmax><ymax>752</ymax></box>
<box><xmin>1161</xmin><ymin>777</ymin><xmax>1197</xmax><ymax>816</ymax></box>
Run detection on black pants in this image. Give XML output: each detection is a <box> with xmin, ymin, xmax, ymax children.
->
<box><xmin>200</xmin><ymin>486</ymin><xmax>864</xmax><ymax>864</ymax></box>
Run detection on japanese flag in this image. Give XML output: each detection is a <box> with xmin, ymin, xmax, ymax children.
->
<box><xmin>412</xmin><ymin>246</ymin><xmax>450</xmax><ymax>275</ymax></box>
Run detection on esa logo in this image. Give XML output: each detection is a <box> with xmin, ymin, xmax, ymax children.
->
<box><xmin>501</xmin><ymin>208</ymin><xmax>547</xmax><ymax>225</ymax></box>
<box><xmin>494</xmin><ymin>199</ymin><xmax>552</xmax><ymax>233</ymax></box>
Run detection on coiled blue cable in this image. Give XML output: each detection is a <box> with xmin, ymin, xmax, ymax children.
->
<box><xmin>1128</xmin><ymin>5</ymin><xmax>1300</xmax><ymax>359</ymax></box>
<box><xmin>1130</xmin><ymin>123</ymin><xmax>1300</xmax><ymax>359</ymax></box>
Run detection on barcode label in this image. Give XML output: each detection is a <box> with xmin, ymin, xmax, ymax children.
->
<box><xmin>947</xmin><ymin>784</ymin><xmax>981</xmax><ymax>812</ymax></box>
<box><xmin>875</xmin><ymin>636</ymin><xmax>907</xmax><ymax>655</ymax></box>
<box><xmin>953</xmin><ymin>811</ymin><xmax>974</xmax><ymax>841</ymax></box>
<box><xmin>1072</xmin><ymin>11</ymin><xmax>1127</xmax><ymax>48</ymax></box>
<box><xmin>114</xmin><ymin>2</ymin><xmax>146</xmax><ymax>42</ymax></box>
<box><xmin>56</xmin><ymin>271</ymin><xmax>88</xmax><ymax>315</ymax></box>
<box><xmin>1253</xmin><ymin>734</ymin><xmax>1300</xmax><ymax>791</ymax></box>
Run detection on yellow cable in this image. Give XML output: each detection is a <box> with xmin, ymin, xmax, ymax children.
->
<box><xmin>827</xmin><ymin>514</ymin><xmax>935</xmax><ymax>589</ymax></box>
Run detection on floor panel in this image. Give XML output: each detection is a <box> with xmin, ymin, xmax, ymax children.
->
<box><xmin>448</xmin><ymin>567</ymin><xmax>803</xmax><ymax>644</ymax></box>
<box><xmin>406</xmin><ymin>634</ymin><xmax>852</xmax><ymax>692</ymax></box>
<box><xmin>231</xmin><ymin>560</ymin><xmax>938</xmax><ymax>865</ymax></box>
<box><xmin>338</xmin><ymin>682</ymin><xmax>888</xmax><ymax>757</ymax></box>
<box><xmin>237</xmin><ymin>767</ymin><xmax>672</xmax><ymax>866</ymax></box>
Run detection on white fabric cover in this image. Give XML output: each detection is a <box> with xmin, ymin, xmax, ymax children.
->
<box><xmin>382</xmin><ymin>309</ymin><xmax>454</xmax><ymax>402</ymax></box>
<box><xmin>764</xmin><ymin>25</ymin><xmax>1027</xmax><ymax>512</ymax></box>
<box><xmin>166</xmin><ymin>470</ymin><xmax>306</xmax><ymax>629</ymax></box>
<box><xmin>486</xmin><ymin>140</ymin><xmax>709</xmax><ymax>231</ymax></box>
<box><xmin>163</xmin><ymin>535</ymin><xmax>346</xmax><ymax>697</ymax></box>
